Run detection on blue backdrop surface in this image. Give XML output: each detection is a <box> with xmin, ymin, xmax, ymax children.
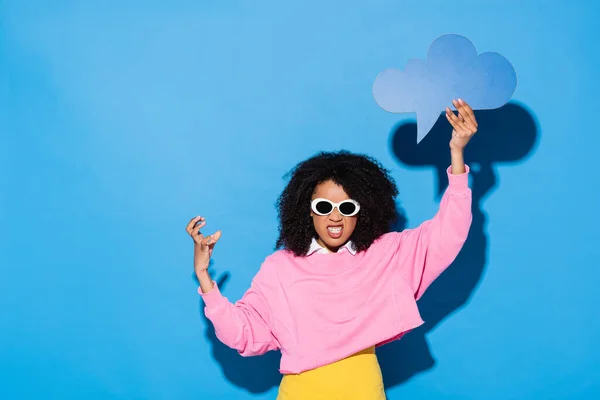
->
<box><xmin>2</xmin><ymin>1</ymin><xmax>599</xmax><ymax>399</ymax></box>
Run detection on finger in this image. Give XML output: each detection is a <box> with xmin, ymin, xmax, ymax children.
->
<box><xmin>458</xmin><ymin>107</ymin><xmax>477</xmax><ymax>130</ymax></box>
<box><xmin>194</xmin><ymin>220</ymin><xmax>207</xmax><ymax>232</ymax></box>
<box><xmin>446</xmin><ymin>107</ymin><xmax>468</xmax><ymax>131</ymax></box>
<box><xmin>201</xmin><ymin>230</ymin><xmax>221</xmax><ymax>249</ymax></box>
<box><xmin>455</xmin><ymin>104</ymin><xmax>477</xmax><ymax>132</ymax></box>
<box><xmin>186</xmin><ymin>216</ymin><xmax>205</xmax><ymax>233</ymax></box>
<box><xmin>189</xmin><ymin>224</ymin><xmax>207</xmax><ymax>242</ymax></box>
<box><xmin>457</xmin><ymin>99</ymin><xmax>478</xmax><ymax>127</ymax></box>
<box><xmin>452</xmin><ymin>99</ymin><xmax>469</xmax><ymax>120</ymax></box>
<box><xmin>454</xmin><ymin>99</ymin><xmax>466</xmax><ymax>119</ymax></box>
<box><xmin>187</xmin><ymin>217</ymin><xmax>208</xmax><ymax>245</ymax></box>
<box><xmin>445</xmin><ymin>109</ymin><xmax>459</xmax><ymax>130</ymax></box>
<box><xmin>207</xmin><ymin>232</ymin><xmax>220</xmax><ymax>257</ymax></box>
<box><xmin>450</xmin><ymin>104</ymin><xmax>469</xmax><ymax>131</ymax></box>
<box><xmin>461</xmin><ymin>118</ymin><xmax>478</xmax><ymax>133</ymax></box>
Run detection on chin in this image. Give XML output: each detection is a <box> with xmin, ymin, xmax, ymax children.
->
<box><xmin>322</xmin><ymin>237</ymin><xmax>351</xmax><ymax>248</ymax></box>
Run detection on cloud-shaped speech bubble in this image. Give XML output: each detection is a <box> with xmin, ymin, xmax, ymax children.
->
<box><xmin>373</xmin><ymin>34</ymin><xmax>517</xmax><ymax>143</ymax></box>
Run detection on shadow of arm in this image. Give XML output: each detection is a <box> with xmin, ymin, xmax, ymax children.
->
<box><xmin>200</xmin><ymin>263</ymin><xmax>279</xmax><ymax>357</ymax></box>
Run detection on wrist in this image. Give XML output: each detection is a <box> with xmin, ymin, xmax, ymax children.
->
<box><xmin>450</xmin><ymin>147</ymin><xmax>464</xmax><ymax>157</ymax></box>
<box><xmin>196</xmin><ymin>269</ymin><xmax>215</xmax><ymax>293</ymax></box>
<box><xmin>195</xmin><ymin>267</ymin><xmax>209</xmax><ymax>281</ymax></box>
<box><xmin>450</xmin><ymin>148</ymin><xmax>466</xmax><ymax>175</ymax></box>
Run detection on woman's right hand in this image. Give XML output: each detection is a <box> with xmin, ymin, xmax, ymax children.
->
<box><xmin>186</xmin><ymin>216</ymin><xmax>222</xmax><ymax>277</ymax></box>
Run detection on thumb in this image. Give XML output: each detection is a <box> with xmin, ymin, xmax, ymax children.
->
<box><xmin>208</xmin><ymin>230</ymin><xmax>222</xmax><ymax>245</ymax></box>
<box><xmin>202</xmin><ymin>230</ymin><xmax>222</xmax><ymax>248</ymax></box>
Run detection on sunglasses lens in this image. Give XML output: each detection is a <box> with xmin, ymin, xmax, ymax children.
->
<box><xmin>338</xmin><ymin>202</ymin><xmax>357</xmax><ymax>216</ymax></box>
<box><xmin>315</xmin><ymin>201</ymin><xmax>333</xmax><ymax>215</ymax></box>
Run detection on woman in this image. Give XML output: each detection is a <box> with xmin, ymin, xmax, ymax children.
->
<box><xmin>186</xmin><ymin>99</ymin><xmax>478</xmax><ymax>399</ymax></box>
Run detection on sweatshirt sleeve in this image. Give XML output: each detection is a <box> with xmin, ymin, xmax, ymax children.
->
<box><xmin>198</xmin><ymin>261</ymin><xmax>279</xmax><ymax>357</ymax></box>
<box><xmin>394</xmin><ymin>165</ymin><xmax>473</xmax><ymax>300</ymax></box>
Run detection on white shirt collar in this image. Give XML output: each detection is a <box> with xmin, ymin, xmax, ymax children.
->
<box><xmin>307</xmin><ymin>238</ymin><xmax>357</xmax><ymax>256</ymax></box>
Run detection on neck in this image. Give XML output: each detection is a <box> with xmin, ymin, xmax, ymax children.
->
<box><xmin>317</xmin><ymin>238</ymin><xmax>341</xmax><ymax>253</ymax></box>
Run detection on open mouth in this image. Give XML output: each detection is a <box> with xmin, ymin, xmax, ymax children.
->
<box><xmin>327</xmin><ymin>225</ymin><xmax>343</xmax><ymax>239</ymax></box>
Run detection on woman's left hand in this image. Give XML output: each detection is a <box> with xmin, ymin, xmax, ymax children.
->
<box><xmin>446</xmin><ymin>99</ymin><xmax>478</xmax><ymax>152</ymax></box>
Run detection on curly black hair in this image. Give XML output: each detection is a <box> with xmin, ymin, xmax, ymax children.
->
<box><xmin>275</xmin><ymin>150</ymin><xmax>399</xmax><ymax>256</ymax></box>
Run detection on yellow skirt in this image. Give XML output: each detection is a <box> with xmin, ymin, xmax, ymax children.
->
<box><xmin>276</xmin><ymin>346</ymin><xmax>386</xmax><ymax>400</ymax></box>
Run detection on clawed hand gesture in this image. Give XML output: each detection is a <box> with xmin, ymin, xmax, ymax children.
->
<box><xmin>186</xmin><ymin>216</ymin><xmax>221</xmax><ymax>274</ymax></box>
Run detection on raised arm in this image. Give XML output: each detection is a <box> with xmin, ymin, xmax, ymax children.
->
<box><xmin>394</xmin><ymin>99</ymin><xmax>477</xmax><ymax>299</ymax></box>
<box><xmin>395</xmin><ymin>165</ymin><xmax>472</xmax><ymax>299</ymax></box>
<box><xmin>186</xmin><ymin>217</ymin><xmax>278</xmax><ymax>356</ymax></box>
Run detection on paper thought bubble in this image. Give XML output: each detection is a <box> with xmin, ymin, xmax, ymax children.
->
<box><xmin>373</xmin><ymin>34</ymin><xmax>517</xmax><ymax>143</ymax></box>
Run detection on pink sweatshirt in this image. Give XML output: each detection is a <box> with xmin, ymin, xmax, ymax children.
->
<box><xmin>200</xmin><ymin>166</ymin><xmax>472</xmax><ymax>374</ymax></box>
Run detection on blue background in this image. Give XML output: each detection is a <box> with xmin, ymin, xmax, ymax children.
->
<box><xmin>2</xmin><ymin>1</ymin><xmax>599</xmax><ymax>399</ymax></box>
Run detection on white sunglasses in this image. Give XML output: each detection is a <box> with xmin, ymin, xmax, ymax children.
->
<box><xmin>310</xmin><ymin>198</ymin><xmax>361</xmax><ymax>217</ymax></box>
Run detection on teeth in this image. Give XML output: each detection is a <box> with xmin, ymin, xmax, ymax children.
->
<box><xmin>328</xmin><ymin>227</ymin><xmax>342</xmax><ymax>233</ymax></box>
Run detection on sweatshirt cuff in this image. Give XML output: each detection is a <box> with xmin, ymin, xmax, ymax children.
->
<box><xmin>446</xmin><ymin>164</ymin><xmax>470</xmax><ymax>193</ymax></box>
<box><xmin>198</xmin><ymin>282</ymin><xmax>229</xmax><ymax>310</ymax></box>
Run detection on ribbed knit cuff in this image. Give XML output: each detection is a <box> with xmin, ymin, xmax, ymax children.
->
<box><xmin>198</xmin><ymin>282</ymin><xmax>228</xmax><ymax>309</ymax></box>
<box><xmin>446</xmin><ymin>164</ymin><xmax>470</xmax><ymax>194</ymax></box>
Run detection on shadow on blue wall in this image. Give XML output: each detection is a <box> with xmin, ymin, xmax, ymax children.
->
<box><xmin>198</xmin><ymin>269</ymin><xmax>283</xmax><ymax>394</ymax></box>
<box><xmin>378</xmin><ymin>101</ymin><xmax>538</xmax><ymax>388</ymax></box>
<box><xmin>198</xmin><ymin>102</ymin><xmax>538</xmax><ymax>395</ymax></box>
